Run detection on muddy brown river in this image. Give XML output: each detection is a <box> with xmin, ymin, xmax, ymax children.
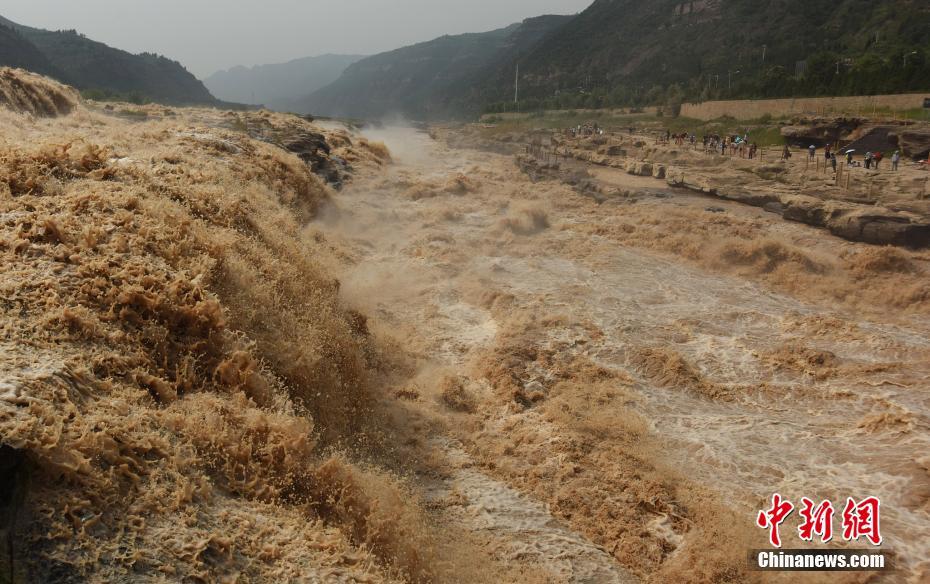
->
<box><xmin>313</xmin><ymin>125</ymin><xmax>930</xmax><ymax>583</ymax></box>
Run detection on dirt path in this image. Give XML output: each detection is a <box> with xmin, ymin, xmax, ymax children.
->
<box><xmin>314</xmin><ymin>126</ymin><xmax>929</xmax><ymax>582</ymax></box>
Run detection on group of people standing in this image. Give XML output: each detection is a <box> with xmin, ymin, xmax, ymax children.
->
<box><xmin>787</xmin><ymin>143</ymin><xmax>902</xmax><ymax>173</ymax></box>
<box><xmin>838</xmin><ymin>146</ymin><xmax>901</xmax><ymax>171</ymax></box>
<box><xmin>861</xmin><ymin>150</ymin><xmax>902</xmax><ymax>170</ymax></box>
<box><xmin>805</xmin><ymin>143</ymin><xmax>841</xmax><ymax>173</ymax></box>
<box><xmin>668</xmin><ymin>131</ymin><xmax>695</xmax><ymax>146</ymax></box>
<box><xmin>701</xmin><ymin>133</ymin><xmax>758</xmax><ymax>159</ymax></box>
<box><xmin>570</xmin><ymin>123</ymin><xmax>604</xmax><ymax>137</ymax></box>
<box><xmin>573</xmin><ymin>124</ymin><xmax>908</xmax><ymax>173</ymax></box>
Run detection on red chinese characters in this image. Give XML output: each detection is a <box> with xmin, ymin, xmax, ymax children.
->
<box><xmin>757</xmin><ymin>493</ymin><xmax>794</xmax><ymax>548</ymax></box>
<box><xmin>757</xmin><ymin>495</ymin><xmax>883</xmax><ymax>548</ymax></box>
<box><xmin>798</xmin><ymin>498</ymin><xmax>834</xmax><ymax>543</ymax></box>
<box><xmin>842</xmin><ymin>497</ymin><xmax>882</xmax><ymax>546</ymax></box>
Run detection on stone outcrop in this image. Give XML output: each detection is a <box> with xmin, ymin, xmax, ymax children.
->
<box><xmin>842</xmin><ymin>126</ymin><xmax>900</xmax><ymax>157</ymax></box>
<box><xmin>663</xmin><ymin>184</ymin><xmax>930</xmax><ymax>248</ymax></box>
<box><xmin>780</xmin><ymin>195</ymin><xmax>830</xmax><ymax>225</ymax></box>
<box><xmin>780</xmin><ymin>117</ymin><xmax>864</xmax><ymax>147</ymax></box>
<box><xmin>781</xmin><ymin>118</ymin><xmax>930</xmax><ymax>160</ymax></box>
<box><xmin>280</xmin><ymin>132</ymin><xmax>351</xmax><ymax>188</ymax></box>
<box><xmin>665</xmin><ymin>168</ymin><xmax>717</xmax><ymax>195</ymax></box>
<box><xmin>895</xmin><ymin>129</ymin><xmax>930</xmax><ymax>160</ymax></box>
<box><xmin>625</xmin><ymin>161</ymin><xmax>653</xmax><ymax>176</ymax></box>
<box><xmin>515</xmin><ymin>154</ymin><xmax>604</xmax><ymax>201</ymax></box>
<box><xmin>826</xmin><ymin>208</ymin><xmax>930</xmax><ymax>248</ymax></box>
<box><xmin>522</xmin><ymin>129</ymin><xmax>930</xmax><ymax>248</ymax></box>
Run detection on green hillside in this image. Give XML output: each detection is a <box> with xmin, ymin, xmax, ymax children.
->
<box><xmin>484</xmin><ymin>0</ymin><xmax>930</xmax><ymax>112</ymax></box>
<box><xmin>0</xmin><ymin>15</ymin><xmax>218</xmax><ymax>106</ymax></box>
<box><xmin>437</xmin><ymin>15</ymin><xmax>576</xmax><ymax>117</ymax></box>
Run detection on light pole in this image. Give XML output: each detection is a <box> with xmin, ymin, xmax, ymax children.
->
<box><xmin>762</xmin><ymin>45</ymin><xmax>767</xmax><ymax>66</ymax></box>
<box><xmin>514</xmin><ymin>64</ymin><xmax>519</xmax><ymax>105</ymax></box>
<box><xmin>728</xmin><ymin>70</ymin><xmax>741</xmax><ymax>91</ymax></box>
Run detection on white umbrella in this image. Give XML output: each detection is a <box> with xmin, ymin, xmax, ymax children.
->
<box><xmin>845</xmin><ymin>149</ymin><xmax>856</xmax><ymax>154</ymax></box>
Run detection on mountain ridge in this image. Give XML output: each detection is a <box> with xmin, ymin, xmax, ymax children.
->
<box><xmin>300</xmin><ymin>15</ymin><xmax>574</xmax><ymax>120</ymax></box>
<box><xmin>204</xmin><ymin>54</ymin><xmax>365</xmax><ymax>111</ymax></box>
<box><xmin>0</xmin><ymin>23</ymin><xmax>61</xmax><ymax>79</ymax></box>
<box><xmin>0</xmin><ymin>14</ymin><xmax>219</xmax><ymax>106</ymax></box>
<box><xmin>298</xmin><ymin>0</ymin><xmax>930</xmax><ymax>120</ymax></box>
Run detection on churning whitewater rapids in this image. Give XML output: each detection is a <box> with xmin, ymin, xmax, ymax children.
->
<box><xmin>312</xmin><ymin>124</ymin><xmax>930</xmax><ymax>583</ymax></box>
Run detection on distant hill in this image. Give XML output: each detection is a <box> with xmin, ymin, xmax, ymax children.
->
<box><xmin>482</xmin><ymin>0</ymin><xmax>930</xmax><ymax>112</ymax></box>
<box><xmin>0</xmin><ymin>23</ymin><xmax>60</xmax><ymax>78</ymax></box>
<box><xmin>0</xmin><ymin>15</ymin><xmax>218</xmax><ymax>106</ymax></box>
<box><xmin>204</xmin><ymin>54</ymin><xmax>364</xmax><ymax>111</ymax></box>
<box><xmin>300</xmin><ymin>15</ymin><xmax>574</xmax><ymax>120</ymax></box>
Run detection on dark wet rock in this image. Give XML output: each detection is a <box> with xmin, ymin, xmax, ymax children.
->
<box><xmin>763</xmin><ymin>202</ymin><xmax>785</xmax><ymax>215</ymax></box>
<box><xmin>282</xmin><ymin>131</ymin><xmax>330</xmax><ymax>157</ymax></box>
<box><xmin>826</xmin><ymin>209</ymin><xmax>930</xmax><ymax>248</ymax></box>
<box><xmin>667</xmin><ymin>175</ymin><xmax>930</xmax><ymax>248</ymax></box>
<box><xmin>781</xmin><ymin>117</ymin><xmax>930</xmax><ymax>160</ymax></box>
<box><xmin>278</xmin><ymin>131</ymin><xmax>353</xmax><ymax>188</ymax></box>
<box><xmin>779</xmin><ymin>196</ymin><xmax>930</xmax><ymax>247</ymax></box>
<box><xmin>780</xmin><ymin>117</ymin><xmax>864</xmax><ymax>147</ymax></box>
<box><xmin>239</xmin><ymin>121</ymin><xmax>351</xmax><ymax>188</ymax></box>
<box><xmin>843</xmin><ymin>127</ymin><xmax>899</xmax><ymax>156</ymax></box>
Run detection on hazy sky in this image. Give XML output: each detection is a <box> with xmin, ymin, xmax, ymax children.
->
<box><xmin>4</xmin><ymin>1</ymin><xmax>593</xmax><ymax>78</ymax></box>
